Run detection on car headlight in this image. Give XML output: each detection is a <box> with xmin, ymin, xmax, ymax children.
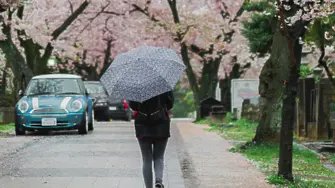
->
<box><xmin>71</xmin><ymin>100</ymin><xmax>83</xmax><ymax>112</ymax></box>
<box><xmin>18</xmin><ymin>101</ymin><xmax>29</xmax><ymax>113</ymax></box>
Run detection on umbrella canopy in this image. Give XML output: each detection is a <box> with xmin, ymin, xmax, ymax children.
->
<box><xmin>100</xmin><ymin>46</ymin><xmax>186</xmax><ymax>102</ymax></box>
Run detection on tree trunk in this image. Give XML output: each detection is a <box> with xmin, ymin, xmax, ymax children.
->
<box><xmin>199</xmin><ymin>59</ymin><xmax>221</xmax><ymax>99</ymax></box>
<box><xmin>99</xmin><ymin>39</ymin><xmax>113</xmax><ymax>78</ymax></box>
<box><xmin>0</xmin><ymin>13</ymin><xmax>34</xmax><ymax>90</ymax></box>
<box><xmin>220</xmin><ymin>63</ymin><xmax>247</xmax><ymax>111</ymax></box>
<box><xmin>253</xmin><ymin>30</ymin><xmax>291</xmax><ymax>143</ymax></box>
<box><xmin>0</xmin><ymin>41</ymin><xmax>33</xmax><ymax>92</ymax></box>
<box><xmin>178</xmin><ymin>44</ymin><xmax>202</xmax><ymax>120</ymax></box>
<box><xmin>0</xmin><ymin>66</ymin><xmax>6</xmax><ymax>97</ymax></box>
<box><xmin>193</xmin><ymin>58</ymin><xmax>221</xmax><ymax>121</ymax></box>
<box><xmin>278</xmin><ymin>37</ymin><xmax>302</xmax><ymax>181</ymax></box>
<box><xmin>167</xmin><ymin>0</ymin><xmax>225</xmax><ymax>121</ymax></box>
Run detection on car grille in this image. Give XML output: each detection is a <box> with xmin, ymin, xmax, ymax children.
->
<box><xmin>32</xmin><ymin>108</ymin><xmax>67</xmax><ymax>114</ymax></box>
<box><xmin>30</xmin><ymin>121</ymin><xmax>69</xmax><ymax>126</ymax></box>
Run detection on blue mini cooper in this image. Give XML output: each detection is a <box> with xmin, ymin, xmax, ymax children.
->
<box><xmin>15</xmin><ymin>74</ymin><xmax>95</xmax><ymax>135</ymax></box>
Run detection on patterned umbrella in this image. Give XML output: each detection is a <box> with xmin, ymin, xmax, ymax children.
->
<box><xmin>100</xmin><ymin>46</ymin><xmax>186</xmax><ymax>102</ymax></box>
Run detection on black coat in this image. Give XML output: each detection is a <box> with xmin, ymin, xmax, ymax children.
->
<box><xmin>129</xmin><ymin>91</ymin><xmax>174</xmax><ymax>138</ymax></box>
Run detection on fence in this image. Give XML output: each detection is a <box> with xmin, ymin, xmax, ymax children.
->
<box><xmin>0</xmin><ymin>107</ymin><xmax>15</xmax><ymax>125</ymax></box>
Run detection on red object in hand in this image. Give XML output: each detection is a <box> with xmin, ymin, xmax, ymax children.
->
<box><xmin>123</xmin><ymin>99</ymin><xmax>129</xmax><ymax>109</ymax></box>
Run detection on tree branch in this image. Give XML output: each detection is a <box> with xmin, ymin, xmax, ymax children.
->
<box><xmin>316</xmin><ymin>19</ymin><xmax>335</xmax><ymax>88</ymax></box>
<box><xmin>189</xmin><ymin>44</ymin><xmax>218</xmax><ymax>58</ymax></box>
<box><xmin>167</xmin><ymin>0</ymin><xmax>180</xmax><ymax>24</ymax></box>
<box><xmin>41</xmin><ymin>0</ymin><xmax>89</xmax><ymax>63</ymax></box>
<box><xmin>68</xmin><ymin>0</ymin><xmax>74</xmax><ymax>13</ymax></box>
<box><xmin>166</xmin><ymin>0</ymin><xmax>199</xmax><ymax>95</ymax></box>
<box><xmin>104</xmin><ymin>16</ymin><xmax>114</xmax><ymax>34</ymax></box>
<box><xmin>100</xmin><ymin>8</ymin><xmax>139</xmax><ymax>15</ymax></box>
<box><xmin>77</xmin><ymin>2</ymin><xmax>109</xmax><ymax>36</ymax></box>
<box><xmin>16</xmin><ymin>6</ymin><xmax>43</xmax><ymax>73</ymax></box>
<box><xmin>51</xmin><ymin>0</ymin><xmax>89</xmax><ymax>40</ymax></box>
<box><xmin>76</xmin><ymin>1</ymin><xmax>137</xmax><ymax>38</ymax></box>
<box><xmin>131</xmin><ymin>4</ymin><xmax>168</xmax><ymax>30</ymax></box>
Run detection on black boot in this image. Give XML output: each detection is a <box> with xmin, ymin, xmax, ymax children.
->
<box><xmin>155</xmin><ymin>183</ymin><xmax>164</xmax><ymax>188</ymax></box>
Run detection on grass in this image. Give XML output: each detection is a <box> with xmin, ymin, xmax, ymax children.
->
<box><xmin>267</xmin><ymin>174</ymin><xmax>335</xmax><ymax>188</ymax></box>
<box><xmin>330</xmin><ymin>154</ymin><xmax>335</xmax><ymax>164</ymax></box>
<box><xmin>197</xmin><ymin>114</ymin><xmax>335</xmax><ymax>187</ymax></box>
<box><xmin>219</xmin><ymin>119</ymin><xmax>258</xmax><ymax>141</ymax></box>
<box><xmin>197</xmin><ymin>114</ymin><xmax>258</xmax><ymax>141</ymax></box>
<box><xmin>0</xmin><ymin>123</ymin><xmax>14</xmax><ymax>131</ymax></box>
<box><xmin>195</xmin><ymin>118</ymin><xmax>210</xmax><ymax>125</ymax></box>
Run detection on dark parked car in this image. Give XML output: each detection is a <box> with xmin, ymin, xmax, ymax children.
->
<box><xmin>109</xmin><ymin>96</ymin><xmax>133</xmax><ymax>121</ymax></box>
<box><xmin>84</xmin><ymin>81</ymin><xmax>110</xmax><ymax>121</ymax></box>
<box><xmin>84</xmin><ymin>81</ymin><xmax>132</xmax><ymax>121</ymax></box>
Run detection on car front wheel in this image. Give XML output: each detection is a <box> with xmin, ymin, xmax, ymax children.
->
<box><xmin>15</xmin><ymin>123</ymin><xmax>26</xmax><ymax>136</ymax></box>
<box><xmin>88</xmin><ymin>111</ymin><xmax>94</xmax><ymax>131</ymax></box>
<box><xmin>78</xmin><ymin>112</ymin><xmax>88</xmax><ymax>135</ymax></box>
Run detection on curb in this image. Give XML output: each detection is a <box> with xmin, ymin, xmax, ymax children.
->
<box><xmin>0</xmin><ymin>130</ymin><xmax>15</xmax><ymax>137</ymax></box>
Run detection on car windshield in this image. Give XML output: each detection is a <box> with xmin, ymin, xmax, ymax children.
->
<box><xmin>84</xmin><ymin>83</ymin><xmax>105</xmax><ymax>94</ymax></box>
<box><xmin>26</xmin><ymin>78</ymin><xmax>82</xmax><ymax>96</ymax></box>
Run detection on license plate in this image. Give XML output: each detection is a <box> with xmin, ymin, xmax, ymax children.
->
<box><xmin>109</xmin><ymin>107</ymin><xmax>117</xmax><ymax>110</ymax></box>
<box><xmin>41</xmin><ymin>118</ymin><xmax>57</xmax><ymax>126</ymax></box>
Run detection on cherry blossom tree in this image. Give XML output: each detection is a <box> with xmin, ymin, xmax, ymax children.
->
<box><xmin>240</xmin><ymin>1</ymin><xmax>335</xmax><ymax>153</ymax></box>
<box><xmin>276</xmin><ymin>0</ymin><xmax>334</xmax><ymax>181</ymax></box>
<box><xmin>54</xmin><ymin>0</ymin><xmax>246</xmax><ymax>119</ymax></box>
<box><xmin>0</xmin><ymin>0</ymin><xmax>21</xmax><ymax>11</ymax></box>
<box><xmin>54</xmin><ymin>0</ymin><xmax>177</xmax><ymax>80</ymax></box>
<box><xmin>0</xmin><ymin>0</ymin><xmax>248</xmax><ymax>113</ymax></box>
<box><xmin>242</xmin><ymin>0</ymin><xmax>334</xmax><ymax>181</ymax></box>
<box><xmin>116</xmin><ymin>0</ymin><xmax>245</xmax><ymax>119</ymax></box>
<box><xmin>0</xmin><ymin>0</ymin><xmax>91</xmax><ymax>93</ymax></box>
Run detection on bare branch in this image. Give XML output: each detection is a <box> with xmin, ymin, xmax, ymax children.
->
<box><xmin>68</xmin><ymin>0</ymin><xmax>74</xmax><ymax>13</ymax></box>
<box><xmin>75</xmin><ymin>1</ymin><xmax>111</xmax><ymax>38</ymax></box>
<box><xmin>189</xmin><ymin>45</ymin><xmax>211</xmax><ymax>57</ymax></box>
<box><xmin>131</xmin><ymin>4</ymin><xmax>169</xmax><ymax>32</ymax></box>
<box><xmin>104</xmin><ymin>16</ymin><xmax>113</xmax><ymax>34</ymax></box>
<box><xmin>75</xmin><ymin>1</ymin><xmax>140</xmax><ymax>40</ymax></box>
<box><xmin>51</xmin><ymin>0</ymin><xmax>89</xmax><ymax>40</ymax></box>
<box><xmin>41</xmin><ymin>0</ymin><xmax>90</xmax><ymax>63</ymax></box>
<box><xmin>315</xmin><ymin>20</ymin><xmax>335</xmax><ymax>88</ymax></box>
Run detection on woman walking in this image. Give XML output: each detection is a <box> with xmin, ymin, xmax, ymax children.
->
<box><xmin>129</xmin><ymin>91</ymin><xmax>174</xmax><ymax>188</ymax></box>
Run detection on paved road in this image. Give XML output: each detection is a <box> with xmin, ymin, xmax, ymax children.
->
<box><xmin>0</xmin><ymin>121</ymin><xmax>185</xmax><ymax>188</ymax></box>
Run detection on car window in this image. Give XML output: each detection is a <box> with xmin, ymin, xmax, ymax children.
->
<box><xmin>26</xmin><ymin>78</ymin><xmax>82</xmax><ymax>95</ymax></box>
<box><xmin>84</xmin><ymin>84</ymin><xmax>106</xmax><ymax>94</ymax></box>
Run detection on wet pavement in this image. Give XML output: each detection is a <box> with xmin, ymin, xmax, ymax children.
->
<box><xmin>0</xmin><ymin>120</ymin><xmax>271</xmax><ymax>188</ymax></box>
<box><xmin>0</xmin><ymin>121</ymin><xmax>185</xmax><ymax>188</ymax></box>
<box><xmin>175</xmin><ymin>122</ymin><xmax>272</xmax><ymax>188</ymax></box>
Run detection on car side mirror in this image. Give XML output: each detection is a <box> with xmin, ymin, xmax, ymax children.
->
<box><xmin>85</xmin><ymin>89</ymin><xmax>89</xmax><ymax>96</ymax></box>
<box><xmin>18</xmin><ymin>90</ymin><xmax>23</xmax><ymax>97</ymax></box>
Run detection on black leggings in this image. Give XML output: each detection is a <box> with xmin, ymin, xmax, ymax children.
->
<box><xmin>138</xmin><ymin>138</ymin><xmax>168</xmax><ymax>188</ymax></box>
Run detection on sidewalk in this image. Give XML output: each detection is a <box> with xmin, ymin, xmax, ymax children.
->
<box><xmin>172</xmin><ymin>121</ymin><xmax>272</xmax><ymax>188</ymax></box>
